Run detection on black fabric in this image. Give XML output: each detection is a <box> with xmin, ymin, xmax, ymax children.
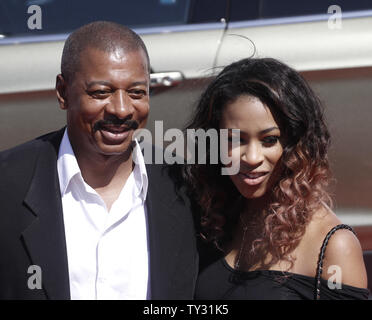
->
<box><xmin>195</xmin><ymin>224</ymin><xmax>370</xmax><ymax>300</ymax></box>
<box><xmin>195</xmin><ymin>258</ymin><xmax>369</xmax><ymax>300</ymax></box>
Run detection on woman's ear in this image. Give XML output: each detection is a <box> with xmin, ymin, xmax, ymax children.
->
<box><xmin>56</xmin><ymin>74</ymin><xmax>68</xmax><ymax>110</ymax></box>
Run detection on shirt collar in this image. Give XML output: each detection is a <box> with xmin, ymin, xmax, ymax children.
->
<box><xmin>132</xmin><ymin>139</ymin><xmax>148</xmax><ymax>202</ymax></box>
<box><xmin>57</xmin><ymin>128</ymin><xmax>148</xmax><ymax>201</ymax></box>
<box><xmin>57</xmin><ymin>129</ymin><xmax>81</xmax><ymax>196</ymax></box>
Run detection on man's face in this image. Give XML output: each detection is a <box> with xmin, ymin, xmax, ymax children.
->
<box><xmin>57</xmin><ymin>47</ymin><xmax>150</xmax><ymax>159</ymax></box>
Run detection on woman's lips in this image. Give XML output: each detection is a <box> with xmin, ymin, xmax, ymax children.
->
<box><xmin>99</xmin><ymin>126</ymin><xmax>131</xmax><ymax>144</ymax></box>
<box><xmin>238</xmin><ymin>171</ymin><xmax>269</xmax><ymax>186</ymax></box>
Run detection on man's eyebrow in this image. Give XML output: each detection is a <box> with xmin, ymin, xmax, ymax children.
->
<box><xmin>86</xmin><ymin>80</ymin><xmax>149</xmax><ymax>88</ymax></box>
<box><xmin>130</xmin><ymin>81</ymin><xmax>149</xmax><ymax>87</ymax></box>
<box><xmin>86</xmin><ymin>81</ymin><xmax>112</xmax><ymax>88</ymax></box>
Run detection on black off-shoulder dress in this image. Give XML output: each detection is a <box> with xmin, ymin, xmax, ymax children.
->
<box><xmin>195</xmin><ymin>224</ymin><xmax>370</xmax><ymax>300</ymax></box>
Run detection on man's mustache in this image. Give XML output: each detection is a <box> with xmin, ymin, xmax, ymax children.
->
<box><xmin>93</xmin><ymin>118</ymin><xmax>139</xmax><ymax>132</ymax></box>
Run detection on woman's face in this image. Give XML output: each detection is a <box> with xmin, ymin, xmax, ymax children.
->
<box><xmin>220</xmin><ymin>95</ymin><xmax>284</xmax><ymax>199</ymax></box>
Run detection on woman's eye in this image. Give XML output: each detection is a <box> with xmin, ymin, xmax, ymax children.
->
<box><xmin>262</xmin><ymin>136</ymin><xmax>279</xmax><ymax>145</ymax></box>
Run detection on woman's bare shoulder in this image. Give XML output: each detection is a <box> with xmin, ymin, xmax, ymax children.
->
<box><xmin>291</xmin><ymin>205</ymin><xmax>338</xmax><ymax>274</ymax></box>
<box><xmin>320</xmin><ymin>227</ymin><xmax>367</xmax><ymax>288</ymax></box>
<box><xmin>304</xmin><ymin>205</ymin><xmax>367</xmax><ymax>288</ymax></box>
<box><xmin>309</xmin><ymin>203</ymin><xmax>342</xmax><ymax>228</ymax></box>
<box><xmin>299</xmin><ymin>204</ymin><xmax>341</xmax><ymax>249</ymax></box>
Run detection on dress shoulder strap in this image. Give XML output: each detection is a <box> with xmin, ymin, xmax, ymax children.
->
<box><xmin>314</xmin><ymin>224</ymin><xmax>356</xmax><ymax>300</ymax></box>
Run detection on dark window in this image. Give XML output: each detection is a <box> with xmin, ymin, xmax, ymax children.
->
<box><xmin>0</xmin><ymin>0</ymin><xmax>191</xmax><ymax>38</ymax></box>
<box><xmin>229</xmin><ymin>0</ymin><xmax>259</xmax><ymax>22</ymax></box>
<box><xmin>260</xmin><ymin>0</ymin><xmax>372</xmax><ymax>19</ymax></box>
<box><xmin>228</xmin><ymin>0</ymin><xmax>372</xmax><ymax>22</ymax></box>
<box><xmin>188</xmin><ymin>0</ymin><xmax>227</xmax><ymax>23</ymax></box>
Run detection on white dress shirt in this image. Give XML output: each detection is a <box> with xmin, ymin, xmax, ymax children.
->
<box><xmin>57</xmin><ymin>129</ymin><xmax>150</xmax><ymax>300</ymax></box>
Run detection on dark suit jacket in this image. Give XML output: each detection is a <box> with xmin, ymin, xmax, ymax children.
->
<box><xmin>0</xmin><ymin>128</ymin><xmax>198</xmax><ymax>299</ymax></box>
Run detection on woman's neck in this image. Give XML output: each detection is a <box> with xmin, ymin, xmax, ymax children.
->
<box><xmin>241</xmin><ymin>193</ymin><xmax>273</xmax><ymax>224</ymax></box>
<box><xmin>226</xmin><ymin>193</ymin><xmax>274</xmax><ymax>270</ymax></box>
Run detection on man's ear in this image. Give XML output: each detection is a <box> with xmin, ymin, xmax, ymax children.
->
<box><xmin>56</xmin><ymin>74</ymin><xmax>68</xmax><ymax>110</ymax></box>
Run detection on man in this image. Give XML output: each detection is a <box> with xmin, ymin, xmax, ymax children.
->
<box><xmin>0</xmin><ymin>21</ymin><xmax>198</xmax><ymax>299</ymax></box>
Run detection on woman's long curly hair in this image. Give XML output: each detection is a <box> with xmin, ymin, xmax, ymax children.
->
<box><xmin>181</xmin><ymin>58</ymin><xmax>333</xmax><ymax>270</ymax></box>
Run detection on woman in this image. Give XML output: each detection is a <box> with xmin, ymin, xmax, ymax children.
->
<box><xmin>180</xmin><ymin>58</ymin><xmax>369</xmax><ymax>299</ymax></box>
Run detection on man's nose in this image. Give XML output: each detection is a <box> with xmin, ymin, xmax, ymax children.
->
<box><xmin>105</xmin><ymin>90</ymin><xmax>134</xmax><ymax>118</ymax></box>
<box><xmin>241</xmin><ymin>142</ymin><xmax>264</xmax><ymax>167</ymax></box>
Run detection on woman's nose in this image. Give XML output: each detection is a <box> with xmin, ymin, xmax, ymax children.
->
<box><xmin>241</xmin><ymin>142</ymin><xmax>264</xmax><ymax>167</ymax></box>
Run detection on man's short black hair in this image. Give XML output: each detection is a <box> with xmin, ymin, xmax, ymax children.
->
<box><xmin>61</xmin><ymin>21</ymin><xmax>150</xmax><ymax>81</ymax></box>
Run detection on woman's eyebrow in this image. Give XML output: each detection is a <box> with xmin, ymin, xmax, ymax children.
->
<box><xmin>225</xmin><ymin>127</ymin><xmax>280</xmax><ymax>135</ymax></box>
<box><xmin>260</xmin><ymin>127</ymin><xmax>279</xmax><ymax>134</ymax></box>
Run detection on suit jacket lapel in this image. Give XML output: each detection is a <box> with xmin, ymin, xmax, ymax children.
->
<box><xmin>22</xmin><ymin>128</ymin><xmax>70</xmax><ymax>299</ymax></box>
<box><xmin>145</xmin><ymin>164</ymin><xmax>186</xmax><ymax>299</ymax></box>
